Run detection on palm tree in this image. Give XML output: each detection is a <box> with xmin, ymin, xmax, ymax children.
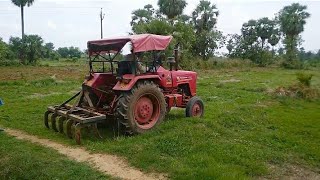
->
<box><xmin>278</xmin><ymin>3</ymin><xmax>310</xmax><ymax>62</ymax></box>
<box><xmin>192</xmin><ymin>0</ymin><xmax>219</xmax><ymax>32</ymax></box>
<box><xmin>158</xmin><ymin>0</ymin><xmax>187</xmax><ymax>19</ymax></box>
<box><xmin>11</xmin><ymin>0</ymin><xmax>35</xmax><ymax>38</ymax></box>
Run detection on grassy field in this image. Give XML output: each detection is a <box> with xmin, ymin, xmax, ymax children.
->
<box><xmin>0</xmin><ymin>133</ymin><xmax>110</xmax><ymax>179</ymax></box>
<box><xmin>0</xmin><ymin>62</ymin><xmax>319</xmax><ymax>179</ymax></box>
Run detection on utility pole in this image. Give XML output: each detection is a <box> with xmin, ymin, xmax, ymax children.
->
<box><xmin>100</xmin><ymin>8</ymin><xmax>105</xmax><ymax>39</ymax></box>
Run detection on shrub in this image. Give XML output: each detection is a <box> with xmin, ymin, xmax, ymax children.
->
<box><xmin>0</xmin><ymin>59</ymin><xmax>20</xmax><ymax>66</ymax></box>
<box><xmin>296</xmin><ymin>72</ymin><xmax>313</xmax><ymax>87</ymax></box>
<box><xmin>281</xmin><ymin>59</ymin><xmax>304</xmax><ymax>69</ymax></box>
<box><xmin>273</xmin><ymin>72</ymin><xmax>319</xmax><ymax>100</ymax></box>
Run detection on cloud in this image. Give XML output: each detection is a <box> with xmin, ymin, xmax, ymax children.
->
<box><xmin>47</xmin><ymin>20</ymin><xmax>57</xmax><ymax>30</ymax></box>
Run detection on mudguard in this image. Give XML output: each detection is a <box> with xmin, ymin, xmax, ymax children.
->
<box><xmin>112</xmin><ymin>74</ymin><xmax>160</xmax><ymax>91</ymax></box>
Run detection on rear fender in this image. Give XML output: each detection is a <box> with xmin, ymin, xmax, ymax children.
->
<box><xmin>112</xmin><ymin>74</ymin><xmax>160</xmax><ymax>91</ymax></box>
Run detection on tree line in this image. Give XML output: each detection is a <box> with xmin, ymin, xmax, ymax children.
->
<box><xmin>131</xmin><ymin>0</ymin><xmax>316</xmax><ymax>68</ymax></box>
<box><xmin>0</xmin><ymin>0</ymin><xmax>83</xmax><ymax>65</ymax></box>
<box><xmin>1</xmin><ymin>0</ymin><xmax>319</xmax><ymax>68</ymax></box>
<box><xmin>0</xmin><ymin>35</ymin><xmax>83</xmax><ymax>64</ymax></box>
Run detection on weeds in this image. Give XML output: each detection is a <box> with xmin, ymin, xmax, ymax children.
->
<box><xmin>296</xmin><ymin>72</ymin><xmax>313</xmax><ymax>87</ymax></box>
<box><xmin>273</xmin><ymin>72</ymin><xmax>319</xmax><ymax>100</ymax></box>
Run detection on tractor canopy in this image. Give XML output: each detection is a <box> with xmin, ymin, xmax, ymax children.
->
<box><xmin>87</xmin><ymin>34</ymin><xmax>173</xmax><ymax>56</ymax></box>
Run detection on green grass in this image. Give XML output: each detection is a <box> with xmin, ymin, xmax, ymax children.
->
<box><xmin>0</xmin><ymin>64</ymin><xmax>320</xmax><ymax>179</ymax></box>
<box><xmin>0</xmin><ymin>133</ymin><xmax>110</xmax><ymax>179</ymax></box>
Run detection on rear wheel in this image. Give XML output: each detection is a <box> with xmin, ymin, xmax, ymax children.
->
<box><xmin>186</xmin><ymin>96</ymin><xmax>204</xmax><ymax>117</ymax></box>
<box><xmin>115</xmin><ymin>81</ymin><xmax>166</xmax><ymax>134</ymax></box>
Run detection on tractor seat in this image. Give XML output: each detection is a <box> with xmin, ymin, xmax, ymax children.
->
<box><xmin>117</xmin><ymin>61</ymin><xmax>133</xmax><ymax>77</ymax></box>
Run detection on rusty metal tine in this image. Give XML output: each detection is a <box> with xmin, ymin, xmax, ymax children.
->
<box><xmin>44</xmin><ymin>111</ymin><xmax>51</xmax><ymax>129</ymax></box>
<box><xmin>75</xmin><ymin>123</ymin><xmax>82</xmax><ymax>145</ymax></box>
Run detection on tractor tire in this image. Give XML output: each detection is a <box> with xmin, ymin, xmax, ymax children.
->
<box><xmin>115</xmin><ymin>81</ymin><xmax>166</xmax><ymax>134</ymax></box>
<box><xmin>186</xmin><ymin>96</ymin><xmax>204</xmax><ymax>117</ymax></box>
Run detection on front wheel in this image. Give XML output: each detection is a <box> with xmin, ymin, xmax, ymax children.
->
<box><xmin>186</xmin><ymin>96</ymin><xmax>204</xmax><ymax>117</ymax></box>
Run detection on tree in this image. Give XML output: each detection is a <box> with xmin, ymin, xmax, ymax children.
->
<box><xmin>9</xmin><ymin>36</ymin><xmax>25</xmax><ymax>63</ymax></box>
<box><xmin>42</xmin><ymin>42</ymin><xmax>55</xmax><ymax>58</ymax></box>
<box><xmin>268</xmin><ymin>30</ymin><xmax>281</xmax><ymax>57</ymax></box>
<box><xmin>239</xmin><ymin>18</ymin><xmax>281</xmax><ymax>66</ymax></box>
<box><xmin>68</xmin><ymin>46</ymin><xmax>82</xmax><ymax>58</ymax></box>
<box><xmin>226</xmin><ymin>34</ymin><xmax>243</xmax><ymax>58</ymax></box>
<box><xmin>131</xmin><ymin>9</ymin><xmax>153</xmax><ymax>26</ymax></box>
<box><xmin>192</xmin><ymin>0</ymin><xmax>219</xmax><ymax>32</ymax></box>
<box><xmin>179</xmin><ymin>14</ymin><xmax>191</xmax><ymax>24</ymax></box>
<box><xmin>278</xmin><ymin>3</ymin><xmax>310</xmax><ymax>66</ymax></box>
<box><xmin>256</xmin><ymin>17</ymin><xmax>275</xmax><ymax>49</ymax></box>
<box><xmin>192</xmin><ymin>30</ymin><xmax>223</xmax><ymax>60</ymax></box>
<box><xmin>144</xmin><ymin>4</ymin><xmax>155</xmax><ymax>15</ymax></box>
<box><xmin>131</xmin><ymin>5</ymin><xmax>157</xmax><ymax>33</ymax></box>
<box><xmin>24</xmin><ymin>35</ymin><xmax>44</xmax><ymax>63</ymax></box>
<box><xmin>191</xmin><ymin>0</ymin><xmax>220</xmax><ymax>60</ymax></box>
<box><xmin>57</xmin><ymin>47</ymin><xmax>82</xmax><ymax>59</ymax></box>
<box><xmin>132</xmin><ymin>19</ymin><xmax>173</xmax><ymax>35</ymax></box>
<box><xmin>57</xmin><ymin>47</ymin><xmax>69</xmax><ymax>58</ymax></box>
<box><xmin>158</xmin><ymin>0</ymin><xmax>187</xmax><ymax>19</ymax></box>
<box><xmin>0</xmin><ymin>38</ymin><xmax>10</xmax><ymax>61</ymax></box>
<box><xmin>241</xmin><ymin>20</ymin><xmax>258</xmax><ymax>46</ymax></box>
<box><xmin>11</xmin><ymin>0</ymin><xmax>35</xmax><ymax>38</ymax></box>
<box><xmin>9</xmin><ymin>35</ymin><xmax>44</xmax><ymax>64</ymax></box>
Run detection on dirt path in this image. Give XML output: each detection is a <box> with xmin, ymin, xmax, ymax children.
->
<box><xmin>4</xmin><ymin>128</ymin><xmax>166</xmax><ymax>180</ymax></box>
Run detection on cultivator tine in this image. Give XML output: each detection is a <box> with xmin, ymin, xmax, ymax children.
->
<box><xmin>92</xmin><ymin>123</ymin><xmax>103</xmax><ymax>139</ymax></box>
<box><xmin>45</xmin><ymin>93</ymin><xmax>106</xmax><ymax>144</ymax></box>
<box><xmin>58</xmin><ymin>116</ymin><xmax>65</xmax><ymax>133</ymax></box>
<box><xmin>51</xmin><ymin>114</ymin><xmax>59</xmax><ymax>132</ymax></box>
<box><xmin>66</xmin><ymin>119</ymin><xmax>74</xmax><ymax>139</ymax></box>
<box><xmin>75</xmin><ymin>123</ymin><xmax>82</xmax><ymax>145</ymax></box>
<box><xmin>44</xmin><ymin>111</ymin><xmax>51</xmax><ymax>129</ymax></box>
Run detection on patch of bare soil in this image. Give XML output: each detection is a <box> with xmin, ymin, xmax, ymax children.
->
<box><xmin>220</xmin><ymin>78</ymin><xmax>241</xmax><ymax>83</ymax></box>
<box><xmin>260</xmin><ymin>164</ymin><xmax>320</xmax><ymax>180</ymax></box>
<box><xmin>5</xmin><ymin>128</ymin><xmax>166</xmax><ymax>180</ymax></box>
<box><xmin>26</xmin><ymin>92</ymin><xmax>62</xmax><ymax>99</ymax></box>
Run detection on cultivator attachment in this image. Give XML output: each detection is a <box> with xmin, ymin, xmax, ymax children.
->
<box><xmin>44</xmin><ymin>91</ymin><xmax>106</xmax><ymax>144</ymax></box>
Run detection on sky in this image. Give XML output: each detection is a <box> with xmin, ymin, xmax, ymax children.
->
<box><xmin>0</xmin><ymin>0</ymin><xmax>319</xmax><ymax>52</ymax></box>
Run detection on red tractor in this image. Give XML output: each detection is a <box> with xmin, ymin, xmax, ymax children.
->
<box><xmin>45</xmin><ymin>34</ymin><xmax>204</xmax><ymax>144</ymax></box>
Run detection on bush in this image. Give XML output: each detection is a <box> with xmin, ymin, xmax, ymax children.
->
<box><xmin>0</xmin><ymin>59</ymin><xmax>20</xmax><ymax>66</ymax></box>
<box><xmin>256</xmin><ymin>50</ymin><xmax>273</xmax><ymax>67</ymax></box>
<box><xmin>273</xmin><ymin>72</ymin><xmax>319</xmax><ymax>100</ymax></box>
<box><xmin>281</xmin><ymin>59</ymin><xmax>304</xmax><ymax>69</ymax></box>
<box><xmin>296</xmin><ymin>72</ymin><xmax>313</xmax><ymax>87</ymax></box>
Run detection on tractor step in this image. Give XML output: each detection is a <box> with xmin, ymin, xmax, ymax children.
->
<box><xmin>44</xmin><ymin>104</ymin><xmax>106</xmax><ymax>145</ymax></box>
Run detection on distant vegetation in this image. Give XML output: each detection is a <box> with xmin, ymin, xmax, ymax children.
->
<box><xmin>130</xmin><ymin>0</ymin><xmax>317</xmax><ymax>69</ymax></box>
<box><xmin>0</xmin><ymin>0</ymin><xmax>319</xmax><ymax>69</ymax></box>
<box><xmin>0</xmin><ymin>36</ymin><xmax>83</xmax><ymax>65</ymax></box>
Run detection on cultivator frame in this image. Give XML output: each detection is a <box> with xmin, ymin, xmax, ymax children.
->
<box><xmin>44</xmin><ymin>91</ymin><xmax>106</xmax><ymax>144</ymax></box>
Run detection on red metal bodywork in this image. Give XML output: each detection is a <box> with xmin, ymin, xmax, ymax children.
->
<box><xmin>84</xmin><ymin>65</ymin><xmax>197</xmax><ymax>109</ymax></box>
<box><xmin>112</xmin><ymin>74</ymin><xmax>160</xmax><ymax>91</ymax></box>
<box><xmin>86</xmin><ymin>33</ymin><xmax>197</xmax><ymax>110</ymax></box>
<box><xmin>84</xmin><ymin>73</ymin><xmax>117</xmax><ymax>104</ymax></box>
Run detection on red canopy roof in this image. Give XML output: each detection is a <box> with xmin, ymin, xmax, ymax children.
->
<box><xmin>87</xmin><ymin>34</ymin><xmax>173</xmax><ymax>55</ymax></box>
